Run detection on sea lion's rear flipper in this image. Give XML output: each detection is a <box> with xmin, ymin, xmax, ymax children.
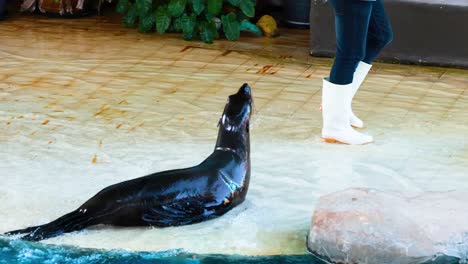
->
<box><xmin>5</xmin><ymin>208</ymin><xmax>105</xmax><ymax>241</ymax></box>
<box><xmin>3</xmin><ymin>225</ymin><xmax>42</xmax><ymax>236</ymax></box>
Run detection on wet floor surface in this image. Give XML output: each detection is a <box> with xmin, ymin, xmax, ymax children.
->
<box><xmin>0</xmin><ymin>15</ymin><xmax>467</xmax><ymax>255</ymax></box>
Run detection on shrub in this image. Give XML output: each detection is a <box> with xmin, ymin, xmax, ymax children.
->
<box><xmin>116</xmin><ymin>0</ymin><xmax>261</xmax><ymax>43</ymax></box>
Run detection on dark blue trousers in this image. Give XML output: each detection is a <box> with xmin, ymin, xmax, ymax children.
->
<box><xmin>329</xmin><ymin>0</ymin><xmax>393</xmax><ymax>85</ymax></box>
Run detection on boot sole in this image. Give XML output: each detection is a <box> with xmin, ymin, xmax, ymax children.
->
<box><xmin>322</xmin><ymin>137</ymin><xmax>373</xmax><ymax>145</ymax></box>
<box><xmin>323</xmin><ymin>138</ymin><xmax>344</xmax><ymax>144</ymax></box>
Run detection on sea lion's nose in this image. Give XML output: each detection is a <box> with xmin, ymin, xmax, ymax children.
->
<box><xmin>239</xmin><ymin>83</ymin><xmax>251</xmax><ymax>96</ymax></box>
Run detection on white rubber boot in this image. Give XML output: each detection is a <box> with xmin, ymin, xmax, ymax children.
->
<box><xmin>349</xmin><ymin>61</ymin><xmax>372</xmax><ymax>128</ymax></box>
<box><xmin>322</xmin><ymin>78</ymin><xmax>373</xmax><ymax>145</ymax></box>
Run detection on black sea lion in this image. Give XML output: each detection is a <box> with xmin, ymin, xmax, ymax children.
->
<box><xmin>5</xmin><ymin>84</ymin><xmax>253</xmax><ymax>241</ymax></box>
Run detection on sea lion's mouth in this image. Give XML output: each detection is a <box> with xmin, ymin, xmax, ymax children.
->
<box><xmin>219</xmin><ymin>84</ymin><xmax>254</xmax><ymax>130</ymax></box>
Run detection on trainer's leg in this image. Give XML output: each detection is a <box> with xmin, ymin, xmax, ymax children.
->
<box><xmin>329</xmin><ymin>0</ymin><xmax>373</xmax><ymax>85</ymax></box>
<box><xmin>363</xmin><ymin>0</ymin><xmax>393</xmax><ymax>64</ymax></box>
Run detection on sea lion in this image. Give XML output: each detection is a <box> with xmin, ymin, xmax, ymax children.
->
<box><xmin>5</xmin><ymin>83</ymin><xmax>253</xmax><ymax>241</ymax></box>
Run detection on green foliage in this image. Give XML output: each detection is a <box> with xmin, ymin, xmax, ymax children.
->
<box><xmin>227</xmin><ymin>0</ymin><xmax>240</xmax><ymax>6</ymax></box>
<box><xmin>239</xmin><ymin>0</ymin><xmax>255</xmax><ymax>17</ymax></box>
<box><xmin>155</xmin><ymin>6</ymin><xmax>171</xmax><ymax>33</ymax></box>
<box><xmin>207</xmin><ymin>0</ymin><xmax>222</xmax><ymax>15</ymax></box>
<box><xmin>173</xmin><ymin>16</ymin><xmax>183</xmax><ymax>32</ymax></box>
<box><xmin>123</xmin><ymin>4</ymin><xmax>138</xmax><ymax>27</ymax></box>
<box><xmin>221</xmin><ymin>12</ymin><xmax>239</xmax><ymax>40</ymax></box>
<box><xmin>116</xmin><ymin>0</ymin><xmax>130</xmax><ymax>14</ymax></box>
<box><xmin>168</xmin><ymin>0</ymin><xmax>187</xmax><ymax>17</ymax></box>
<box><xmin>138</xmin><ymin>11</ymin><xmax>156</xmax><ymax>32</ymax></box>
<box><xmin>190</xmin><ymin>0</ymin><xmax>205</xmax><ymax>15</ymax></box>
<box><xmin>135</xmin><ymin>0</ymin><xmax>152</xmax><ymax>14</ymax></box>
<box><xmin>199</xmin><ymin>20</ymin><xmax>219</xmax><ymax>43</ymax></box>
<box><xmin>181</xmin><ymin>13</ymin><xmax>197</xmax><ymax>40</ymax></box>
<box><xmin>116</xmin><ymin>0</ymin><xmax>261</xmax><ymax>43</ymax></box>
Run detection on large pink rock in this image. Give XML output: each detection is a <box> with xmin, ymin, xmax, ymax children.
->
<box><xmin>307</xmin><ymin>188</ymin><xmax>468</xmax><ymax>264</ymax></box>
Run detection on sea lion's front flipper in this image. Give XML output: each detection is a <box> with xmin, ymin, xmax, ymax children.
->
<box><xmin>141</xmin><ymin>196</ymin><xmax>221</xmax><ymax>227</ymax></box>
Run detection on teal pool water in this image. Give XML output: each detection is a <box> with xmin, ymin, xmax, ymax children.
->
<box><xmin>0</xmin><ymin>238</ymin><xmax>325</xmax><ymax>264</ymax></box>
<box><xmin>0</xmin><ymin>237</ymin><xmax>462</xmax><ymax>264</ymax></box>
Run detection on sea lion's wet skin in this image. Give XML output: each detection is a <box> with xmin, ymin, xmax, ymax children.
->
<box><xmin>5</xmin><ymin>84</ymin><xmax>253</xmax><ymax>241</ymax></box>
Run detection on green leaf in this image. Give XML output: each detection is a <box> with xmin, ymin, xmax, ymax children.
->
<box><xmin>190</xmin><ymin>0</ymin><xmax>205</xmax><ymax>15</ymax></box>
<box><xmin>116</xmin><ymin>0</ymin><xmax>130</xmax><ymax>14</ymax></box>
<box><xmin>235</xmin><ymin>9</ymin><xmax>249</xmax><ymax>21</ymax></box>
<box><xmin>221</xmin><ymin>13</ymin><xmax>240</xmax><ymax>41</ymax></box>
<box><xmin>227</xmin><ymin>0</ymin><xmax>241</xmax><ymax>6</ymax></box>
<box><xmin>174</xmin><ymin>16</ymin><xmax>183</xmax><ymax>32</ymax></box>
<box><xmin>155</xmin><ymin>7</ymin><xmax>171</xmax><ymax>34</ymax></box>
<box><xmin>207</xmin><ymin>0</ymin><xmax>222</xmax><ymax>15</ymax></box>
<box><xmin>240</xmin><ymin>20</ymin><xmax>262</xmax><ymax>36</ymax></box>
<box><xmin>135</xmin><ymin>0</ymin><xmax>152</xmax><ymax>15</ymax></box>
<box><xmin>205</xmin><ymin>12</ymin><xmax>214</xmax><ymax>21</ymax></box>
<box><xmin>181</xmin><ymin>13</ymin><xmax>197</xmax><ymax>40</ymax></box>
<box><xmin>239</xmin><ymin>0</ymin><xmax>255</xmax><ymax>17</ymax></box>
<box><xmin>199</xmin><ymin>20</ymin><xmax>218</xmax><ymax>44</ymax></box>
<box><xmin>168</xmin><ymin>0</ymin><xmax>187</xmax><ymax>17</ymax></box>
<box><xmin>138</xmin><ymin>12</ymin><xmax>156</xmax><ymax>32</ymax></box>
<box><xmin>123</xmin><ymin>4</ymin><xmax>138</xmax><ymax>27</ymax></box>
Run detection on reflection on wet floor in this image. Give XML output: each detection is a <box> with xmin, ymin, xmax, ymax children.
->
<box><xmin>0</xmin><ymin>15</ymin><xmax>467</xmax><ymax>255</ymax></box>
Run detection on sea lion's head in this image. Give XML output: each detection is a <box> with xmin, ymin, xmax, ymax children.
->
<box><xmin>219</xmin><ymin>83</ymin><xmax>253</xmax><ymax>133</ymax></box>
